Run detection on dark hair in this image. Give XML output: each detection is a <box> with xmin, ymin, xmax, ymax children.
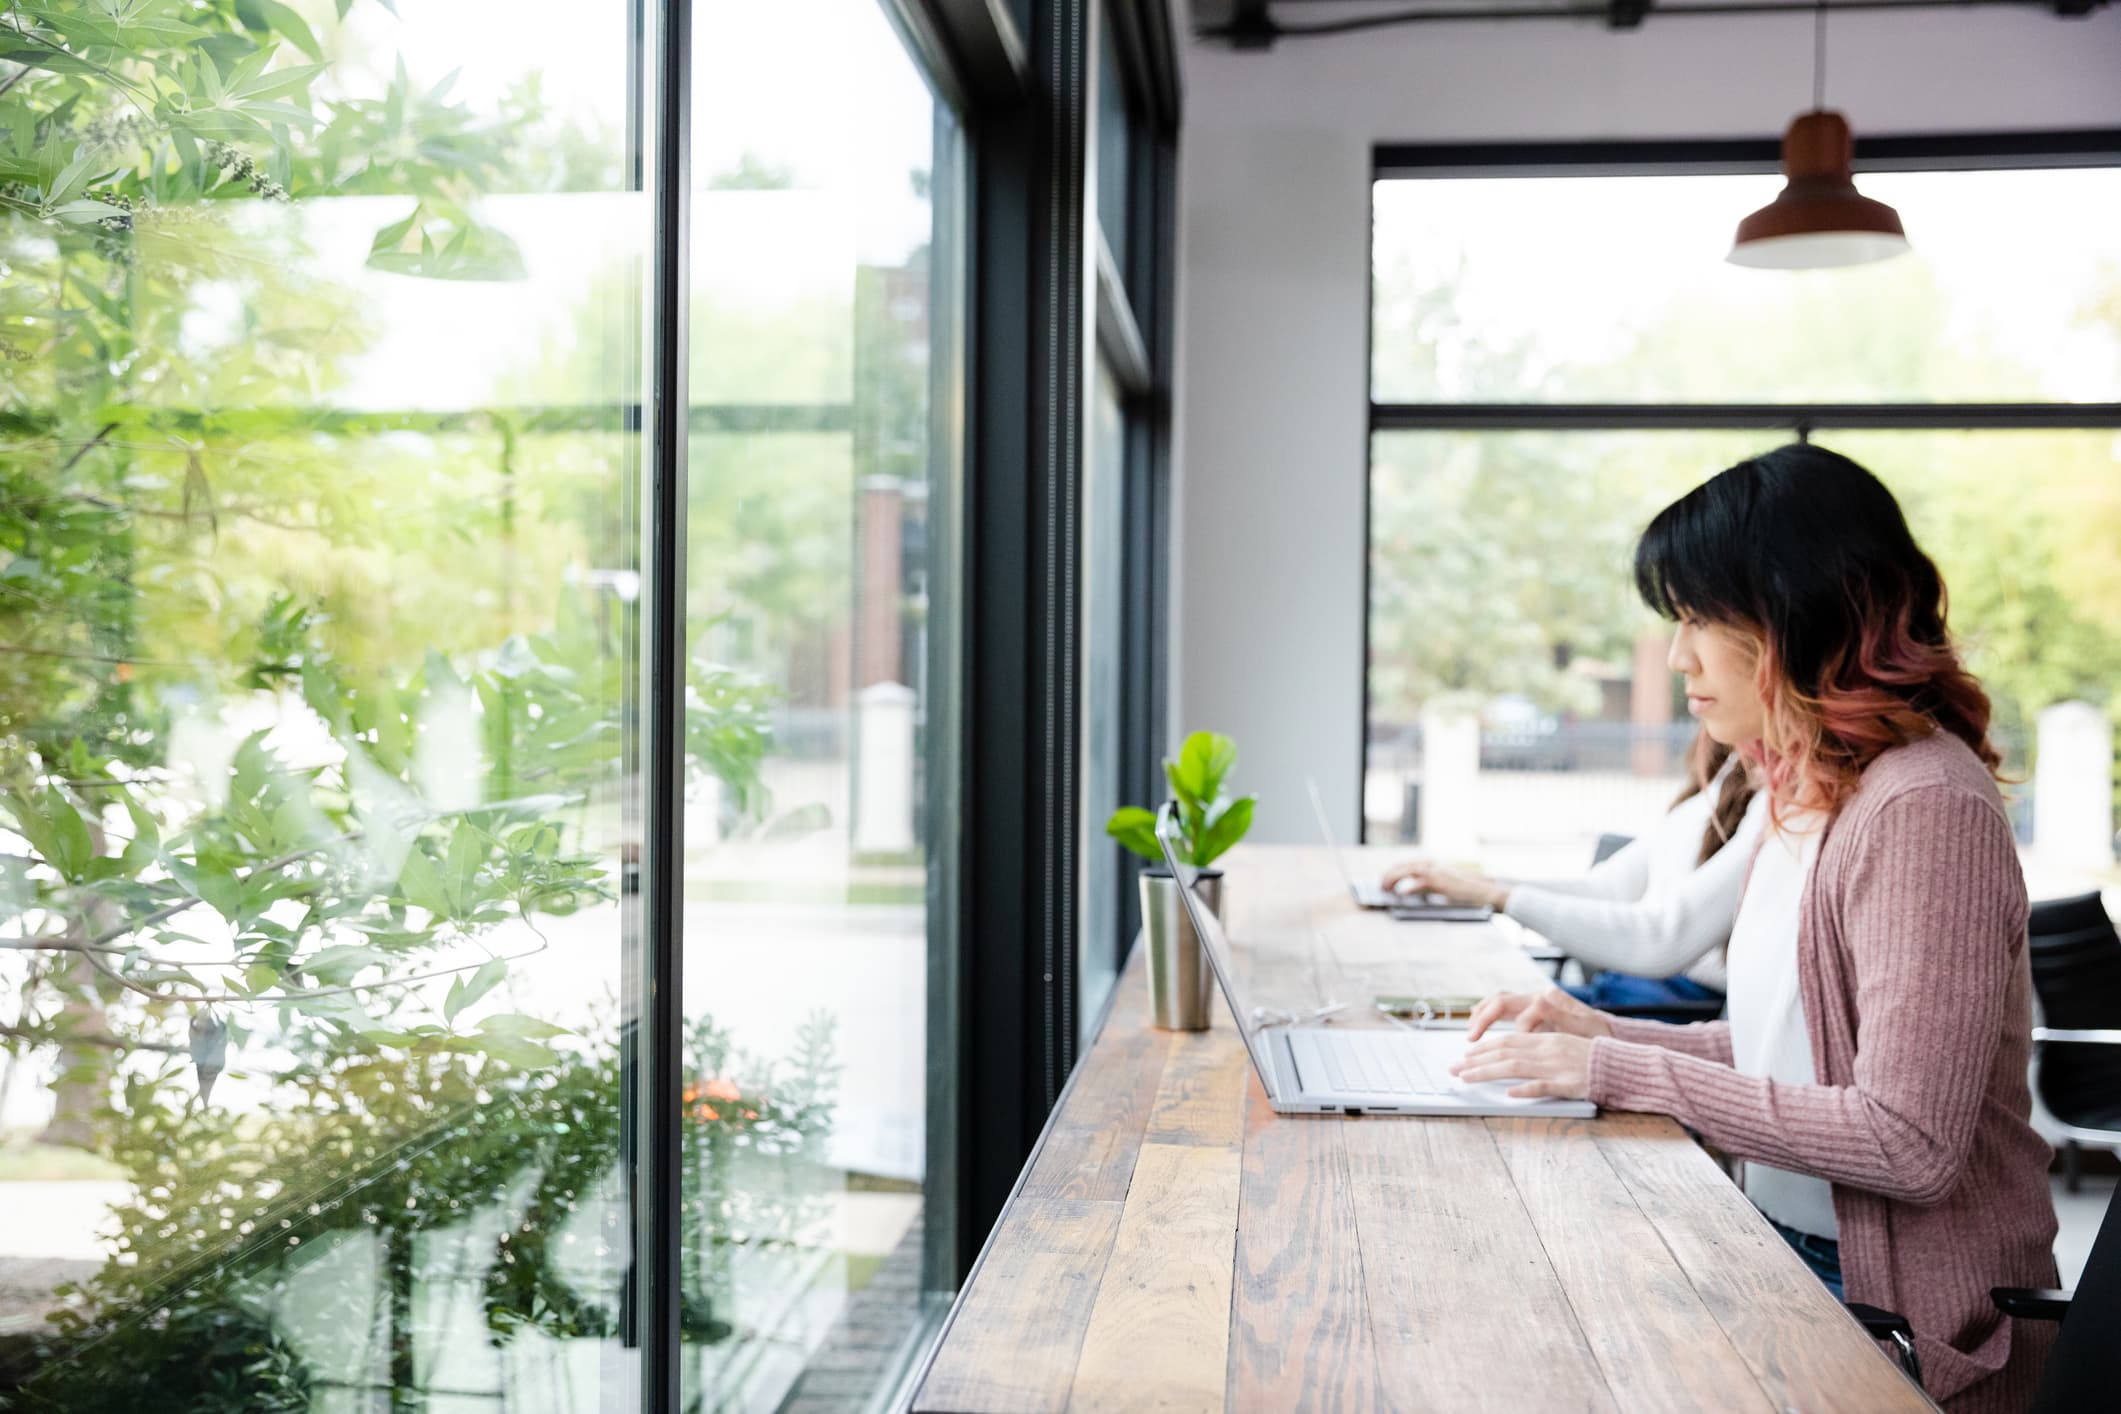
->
<box><xmin>1671</xmin><ymin>731</ymin><xmax>1756</xmax><ymax>865</ymax></box>
<box><xmin>1634</xmin><ymin>443</ymin><xmax>1999</xmax><ymax>820</ymax></box>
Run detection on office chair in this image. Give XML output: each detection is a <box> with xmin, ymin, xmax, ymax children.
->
<box><xmin>1990</xmin><ymin>1181</ymin><xmax>2120</xmax><ymax>1412</ymax></box>
<box><xmin>2024</xmin><ymin>893</ymin><xmax>2121</xmax><ymax>1192</ymax></box>
<box><xmin>1569</xmin><ymin>831</ymin><xmax>1726</xmax><ymax>1023</ymax></box>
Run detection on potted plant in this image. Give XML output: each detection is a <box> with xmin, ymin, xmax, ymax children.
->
<box><xmin>1105</xmin><ymin>732</ymin><xmax>1256</xmax><ymax>1030</ymax></box>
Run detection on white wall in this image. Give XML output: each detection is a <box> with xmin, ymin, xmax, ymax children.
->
<box><xmin>1170</xmin><ymin>7</ymin><xmax>2121</xmax><ymax>843</ymax></box>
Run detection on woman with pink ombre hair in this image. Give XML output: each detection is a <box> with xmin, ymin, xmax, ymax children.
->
<box><xmin>1451</xmin><ymin>445</ymin><xmax>2058</xmax><ymax>1412</ymax></box>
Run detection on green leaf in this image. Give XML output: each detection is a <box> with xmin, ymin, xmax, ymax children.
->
<box><xmin>241</xmin><ymin>0</ymin><xmax>324</xmax><ymax>61</ymax></box>
<box><xmin>244</xmin><ymin>962</ymin><xmax>280</xmax><ymax>994</ymax></box>
<box><xmin>302</xmin><ymin>944</ymin><xmax>389</xmax><ymax>985</ymax></box>
<box><xmin>49</xmin><ymin>198</ymin><xmax>125</xmax><ymax>223</ymax></box>
<box><xmin>38</xmin><ymin>791</ymin><xmax>92</xmax><ymax>882</ymax></box>
<box><xmin>397</xmin><ymin>847</ymin><xmax>453</xmax><ymax>917</ymax></box>
<box><xmin>229</xmin><ymin>61</ymin><xmax>325</xmax><ymax>103</ymax></box>
<box><xmin>1161</xmin><ymin>758</ymin><xmax>1199</xmax><ymax>814</ymax></box>
<box><xmin>477</xmin><ymin>1012</ymin><xmax>568</xmax><ymax>1040</ymax></box>
<box><xmin>181</xmin><ymin>859</ymin><xmax>244</xmax><ymax>922</ymax></box>
<box><xmin>46</xmin><ymin>147</ymin><xmax>101</xmax><ymax>205</ymax></box>
<box><xmin>474</xmin><ymin>1034</ymin><xmax>559</xmax><ymax>1070</ymax></box>
<box><xmin>0</xmin><ymin>47</ymin><xmax>99</xmax><ymax>78</ymax></box>
<box><xmin>1177</xmin><ymin>731</ymin><xmax>1237</xmax><ymax>802</ymax></box>
<box><xmin>1196</xmin><ymin>795</ymin><xmax>1255</xmax><ymax>868</ymax></box>
<box><xmin>367</xmin><ymin>204</ymin><xmax>419</xmax><ymax>254</ymax></box>
<box><xmin>1103</xmin><ymin>806</ymin><xmax>1164</xmax><ymax>864</ymax></box>
<box><xmin>443</xmin><ymin>819</ymin><xmax>485</xmax><ymax>913</ymax></box>
<box><xmin>443</xmin><ymin>957</ymin><xmax>505</xmax><ymax>1022</ymax></box>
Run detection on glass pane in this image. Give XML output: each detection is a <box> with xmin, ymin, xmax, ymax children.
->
<box><xmin>1372</xmin><ymin>168</ymin><xmax>2121</xmax><ymax>404</ymax></box>
<box><xmin>1366</xmin><ymin>430</ymin><xmax>2121</xmax><ymax>894</ymax></box>
<box><xmin>1097</xmin><ymin>20</ymin><xmax>1133</xmax><ymax>284</ymax></box>
<box><xmin>683</xmin><ymin>1</ymin><xmax>959</xmax><ymax>1406</ymax></box>
<box><xmin>1080</xmin><ymin>361</ymin><xmax>1129</xmax><ymax>1036</ymax></box>
<box><xmin>1</xmin><ymin>2</ymin><xmax>645</xmax><ymax>1408</ymax></box>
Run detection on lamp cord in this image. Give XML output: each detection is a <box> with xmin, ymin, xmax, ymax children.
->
<box><xmin>1813</xmin><ymin>0</ymin><xmax>1828</xmax><ymax>111</ymax></box>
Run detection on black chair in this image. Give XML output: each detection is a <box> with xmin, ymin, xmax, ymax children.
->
<box><xmin>1568</xmin><ymin>831</ymin><xmax>1726</xmax><ymax>1023</ymax></box>
<box><xmin>1992</xmin><ymin>1181</ymin><xmax>2121</xmax><ymax>1412</ymax></box>
<box><xmin>2025</xmin><ymin>893</ymin><xmax>2121</xmax><ymax>1192</ymax></box>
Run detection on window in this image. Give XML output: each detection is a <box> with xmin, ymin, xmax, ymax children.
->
<box><xmin>683</xmin><ymin>1</ymin><xmax>963</xmax><ymax>1404</ymax></box>
<box><xmin>1366</xmin><ymin>155</ymin><xmax>2121</xmax><ymax>886</ymax></box>
<box><xmin>1</xmin><ymin>1</ymin><xmax>646</xmax><ymax>1406</ymax></box>
<box><xmin>0</xmin><ymin>1</ymin><xmax>1175</xmax><ymax>1403</ymax></box>
<box><xmin>1080</xmin><ymin>360</ymin><xmax>1130</xmax><ymax>1027</ymax></box>
<box><xmin>1078</xmin><ymin>4</ymin><xmax>1175</xmax><ymax>1043</ymax></box>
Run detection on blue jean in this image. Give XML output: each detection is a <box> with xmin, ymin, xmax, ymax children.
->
<box><xmin>1771</xmin><ymin>1218</ymin><xmax>1845</xmax><ymax>1300</ymax></box>
<box><xmin>1565</xmin><ymin>972</ymin><xmax>1723</xmax><ymax>1019</ymax></box>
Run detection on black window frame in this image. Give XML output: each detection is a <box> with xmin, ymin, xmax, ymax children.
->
<box><xmin>1359</xmin><ymin>129</ymin><xmax>2121</xmax><ymax>845</ymax></box>
<box><xmin>635</xmin><ymin>0</ymin><xmax>1184</xmax><ymax>1408</ymax></box>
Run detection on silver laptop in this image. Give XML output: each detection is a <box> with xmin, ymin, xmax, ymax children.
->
<box><xmin>1304</xmin><ymin>776</ymin><xmax>1492</xmax><ymax>920</ymax></box>
<box><xmin>1155</xmin><ymin>804</ymin><xmax>1594</xmax><ymax>1119</ymax></box>
<box><xmin>1306</xmin><ymin>776</ymin><xmax>1400</xmax><ymax>908</ymax></box>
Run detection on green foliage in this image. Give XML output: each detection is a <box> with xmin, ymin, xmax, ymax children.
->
<box><xmin>9</xmin><ymin>1011</ymin><xmax>838</xmax><ymax>1404</ymax></box>
<box><xmin>1107</xmin><ymin>730</ymin><xmax>1256</xmax><ymax>870</ymax></box>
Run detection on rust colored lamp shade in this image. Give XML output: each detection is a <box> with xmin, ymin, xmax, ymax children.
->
<box><xmin>1728</xmin><ymin>110</ymin><xmax>1911</xmax><ymax>269</ymax></box>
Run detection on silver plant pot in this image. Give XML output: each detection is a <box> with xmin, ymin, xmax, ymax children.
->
<box><xmin>1139</xmin><ymin>869</ymin><xmax>1224</xmax><ymax>1031</ymax></box>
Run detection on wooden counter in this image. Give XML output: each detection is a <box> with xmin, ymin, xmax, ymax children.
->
<box><xmin>911</xmin><ymin>845</ymin><xmax>1931</xmax><ymax>1413</ymax></box>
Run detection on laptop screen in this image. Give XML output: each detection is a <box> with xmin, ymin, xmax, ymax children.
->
<box><xmin>1154</xmin><ymin>804</ymin><xmax>1283</xmax><ymax>1095</ymax></box>
<box><xmin>1304</xmin><ymin>776</ymin><xmax>1359</xmax><ymax>893</ymax></box>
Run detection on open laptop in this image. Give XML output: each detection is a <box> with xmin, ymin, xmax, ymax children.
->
<box><xmin>1304</xmin><ymin>777</ymin><xmax>1492</xmax><ymax>921</ymax></box>
<box><xmin>1156</xmin><ymin>804</ymin><xmax>1594</xmax><ymax>1118</ymax></box>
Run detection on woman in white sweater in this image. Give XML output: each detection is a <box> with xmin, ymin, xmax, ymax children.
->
<box><xmin>1382</xmin><ymin>734</ymin><xmax>1765</xmax><ymax>1014</ymax></box>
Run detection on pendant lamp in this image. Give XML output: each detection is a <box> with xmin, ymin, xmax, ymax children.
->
<box><xmin>1728</xmin><ymin>2</ymin><xmax>1910</xmax><ymax>270</ymax></box>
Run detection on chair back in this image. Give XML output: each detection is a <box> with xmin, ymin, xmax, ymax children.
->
<box><xmin>2026</xmin><ymin>893</ymin><xmax>2121</xmax><ymax>1130</ymax></box>
<box><xmin>2033</xmin><ymin>1188</ymin><xmax>2121</xmax><ymax>1413</ymax></box>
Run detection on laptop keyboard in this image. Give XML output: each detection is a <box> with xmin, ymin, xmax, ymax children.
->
<box><xmin>1292</xmin><ymin>1030</ymin><xmax>1443</xmax><ymax>1095</ymax></box>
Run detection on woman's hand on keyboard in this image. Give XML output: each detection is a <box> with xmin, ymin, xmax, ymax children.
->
<box><xmin>1464</xmin><ymin>986</ymin><xmax>1612</xmax><ymax>1043</ymax></box>
<box><xmin>1448</xmin><ymin>1029</ymin><xmax>1594</xmax><ymax>1100</ymax></box>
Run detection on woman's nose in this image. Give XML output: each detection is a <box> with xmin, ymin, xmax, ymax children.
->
<box><xmin>1667</xmin><ymin>627</ymin><xmax>1696</xmax><ymax>674</ymax></box>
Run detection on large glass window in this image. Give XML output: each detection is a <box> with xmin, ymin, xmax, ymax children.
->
<box><xmin>1079</xmin><ymin>360</ymin><xmax>1129</xmax><ymax>1031</ymax></box>
<box><xmin>1373</xmin><ymin>169</ymin><xmax>2121</xmax><ymax>404</ymax></box>
<box><xmin>1367</xmin><ymin>165</ymin><xmax>2121</xmax><ymax>891</ymax></box>
<box><xmin>682</xmin><ymin>2</ymin><xmax>961</xmax><ymax>1407</ymax></box>
<box><xmin>1</xmin><ymin>1</ymin><xmax>646</xmax><ymax>1407</ymax></box>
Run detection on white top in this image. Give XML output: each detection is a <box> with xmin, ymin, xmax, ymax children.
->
<box><xmin>1725</xmin><ymin>815</ymin><xmax>1840</xmax><ymax>1239</ymax></box>
<box><xmin>1502</xmin><ymin>766</ymin><xmax>1769</xmax><ymax>992</ymax></box>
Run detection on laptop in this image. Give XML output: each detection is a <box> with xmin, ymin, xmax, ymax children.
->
<box><xmin>1304</xmin><ymin>777</ymin><xmax>1492</xmax><ymax>921</ymax></box>
<box><xmin>1155</xmin><ymin>804</ymin><xmax>1594</xmax><ymax>1119</ymax></box>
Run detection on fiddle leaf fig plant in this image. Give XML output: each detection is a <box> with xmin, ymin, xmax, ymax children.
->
<box><xmin>1106</xmin><ymin>730</ymin><xmax>1256</xmax><ymax>871</ymax></box>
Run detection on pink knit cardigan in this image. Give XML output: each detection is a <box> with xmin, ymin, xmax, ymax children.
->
<box><xmin>1587</xmin><ymin>730</ymin><xmax>2059</xmax><ymax>1412</ymax></box>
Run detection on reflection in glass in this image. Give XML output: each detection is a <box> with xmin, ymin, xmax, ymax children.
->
<box><xmin>1080</xmin><ymin>362</ymin><xmax>1130</xmax><ymax>1036</ymax></box>
<box><xmin>1366</xmin><ymin>431</ymin><xmax>2121</xmax><ymax>891</ymax></box>
<box><xmin>1</xmin><ymin>1</ymin><xmax>644</xmax><ymax>1408</ymax></box>
<box><xmin>682</xmin><ymin>1</ymin><xmax>959</xmax><ymax>1406</ymax></box>
<box><xmin>1372</xmin><ymin>169</ymin><xmax>2121</xmax><ymax>404</ymax></box>
<box><xmin>1097</xmin><ymin>19</ymin><xmax>1133</xmax><ymax>281</ymax></box>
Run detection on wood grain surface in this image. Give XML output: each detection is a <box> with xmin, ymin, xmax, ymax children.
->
<box><xmin>911</xmin><ymin>845</ymin><xmax>1932</xmax><ymax>1413</ymax></box>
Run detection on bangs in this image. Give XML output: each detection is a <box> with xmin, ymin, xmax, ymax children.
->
<box><xmin>1633</xmin><ymin>472</ymin><xmax>1759</xmax><ymax>627</ymax></box>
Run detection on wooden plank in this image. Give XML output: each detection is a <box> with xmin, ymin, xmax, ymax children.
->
<box><xmin>1592</xmin><ymin>1113</ymin><xmax>1932</xmax><ymax>1412</ymax></box>
<box><xmin>1023</xmin><ymin>947</ymin><xmax>1175</xmax><ymax>1201</ymax></box>
<box><xmin>1488</xmin><ymin>1117</ymin><xmax>1778</xmax><ymax>1414</ymax></box>
<box><xmin>1069</xmin><ymin>1141</ymin><xmax>1245</xmax><ymax>1412</ymax></box>
<box><xmin>1022</xmin><ymin>1021</ymin><xmax>1172</xmax><ymax>1200</ymax></box>
<box><xmin>1143</xmin><ymin>1023</ymin><xmax>1250</xmax><ymax>1149</ymax></box>
<box><xmin>1229</xmin><ymin>1084</ymin><xmax>1392</xmax><ymax>1413</ymax></box>
<box><xmin>915</xmin><ymin>1195</ymin><xmax>1125</xmax><ymax>1413</ymax></box>
<box><xmin>1341</xmin><ymin>1117</ymin><xmax>1617</xmax><ymax>1413</ymax></box>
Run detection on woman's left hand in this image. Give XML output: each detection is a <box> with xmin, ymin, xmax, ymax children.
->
<box><xmin>1449</xmin><ymin>1029</ymin><xmax>1596</xmax><ymax>1100</ymax></box>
